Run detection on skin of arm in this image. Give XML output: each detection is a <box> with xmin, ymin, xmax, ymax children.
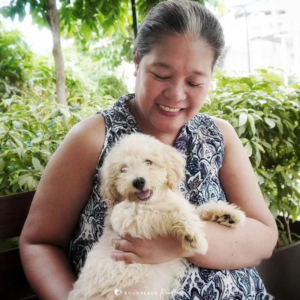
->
<box><xmin>187</xmin><ymin>117</ymin><xmax>278</xmax><ymax>269</ymax></box>
<box><xmin>19</xmin><ymin>114</ymin><xmax>106</xmax><ymax>300</ymax></box>
<box><xmin>112</xmin><ymin>117</ymin><xmax>278</xmax><ymax>270</ymax></box>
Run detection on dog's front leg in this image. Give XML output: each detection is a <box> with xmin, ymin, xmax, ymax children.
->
<box><xmin>168</xmin><ymin>211</ymin><xmax>208</xmax><ymax>255</ymax></box>
<box><xmin>111</xmin><ymin>201</ymin><xmax>208</xmax><ymax>255</ymax></box>
<box><xmin>195</xmin><ymin>201</ymin><xmax>246</xmax><ymax>227</ymax></box>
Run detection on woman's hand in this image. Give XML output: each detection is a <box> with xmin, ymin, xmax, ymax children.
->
<box><xmin>111</xmin><ymin>234</ymin><xmax>193</xmax><ymax>264</ymax></box>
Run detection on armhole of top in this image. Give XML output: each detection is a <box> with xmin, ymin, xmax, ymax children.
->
<box><xmin>201</xmin><ymin>114</ymin><xmax>226</xmax><ymax>162</ymax></box>
<box><xmin>209</xmin><ymin>116</ymin><xmax>225</xmax><ymax>143</ymax></box>
<box><xmin>95</xmin><ymin>111</ymin><xmax>109</xmax><ymax>170</ymax></box>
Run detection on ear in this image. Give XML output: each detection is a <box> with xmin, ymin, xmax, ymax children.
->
<box><xmin>163</xmin><ymin>146</ymin><xmax>186</xmax><ymax>191</ymax></box>
<box><xmin>133</xmin><ymin>49</ymin><xmax>139</xmax><ymax>77</ymax></box>
<box><xmin>99</xmin><ymin>163</ymin><xmax>120</xmax><ymax>206</ymax></box>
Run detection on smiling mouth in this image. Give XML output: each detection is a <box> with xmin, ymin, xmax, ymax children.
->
<box><xmin>159</xmin><ymin>104</ymin><xmax>182</xmax><ymax>112</ymax></box>
<box><xmin>137</xmin><ymin>189</ymin><xmax>153</xmax><ymax>201</ymax></box>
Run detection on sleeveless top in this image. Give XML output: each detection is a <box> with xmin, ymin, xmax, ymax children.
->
<box><xmin>69</xmin><ymin>94</ymin><xmax>273</xmax><ymax>300</ymax></box>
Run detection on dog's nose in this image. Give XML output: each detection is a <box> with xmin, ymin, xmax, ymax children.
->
<box><xmin>133</xmin><ymin>177</ymin><xmax>145</xmax><ymax>190</ymax></box>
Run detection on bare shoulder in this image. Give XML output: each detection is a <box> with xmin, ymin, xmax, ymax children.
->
<box><xmin>211</xmin><ymin>116</ymin><xmax>237</xmax><ymax>146</ymax></box>
<box><xmin>21</xmin><ymin>113</ymin><xmax>106</xmax><ymax>248</ymax></box>
<box><xmin>51</xmin><ymin>113</ymin><xmax>106</xmax><ymax>175</ymax></box>
<box><xmin>69</xmin><ymin>113</ymin><xmax>106</xmax><ymax>146</ymax></box>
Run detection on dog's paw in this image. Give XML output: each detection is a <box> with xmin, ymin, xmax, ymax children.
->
<box><xmin>182</xmin><ymin>231</ymin><xmax>208</xmax><ymax>255</ymax></box>
<box><xmin>214</xmin><ymin>211</ymin><xmax>244</xmax><ymax>227</ymax></box>
<box><xmin>196</xmin><ymin>202</ymin><xmax>246</xmax><ymax>227</ymax></box>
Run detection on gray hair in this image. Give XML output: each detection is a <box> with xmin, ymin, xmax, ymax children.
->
<box><xmin>134</xmin><ymin>0</ymin><xmax>225</xmax><ymax>68</ymax></box>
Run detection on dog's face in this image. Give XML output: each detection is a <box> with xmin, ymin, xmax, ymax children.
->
<box><xmin>100</xmin><ymin>134</ymin><xmax>185</xmax><ymax>205</ymax></box>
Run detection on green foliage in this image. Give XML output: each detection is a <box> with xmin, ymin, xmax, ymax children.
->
<box><xmin>61</xmin><ymin>0</ymin><xmax>132</xmax><ymax>39</ymax></box>
<box><xmin>0</xmin><ymin>26</ymin><xmax>129</xmax><ymax>196</ymax></box>
<box><xmin>0</xmin><ymin>24</ymin><xmax>32</xmax><ymax>99</ymax></box>
<box><xmin>73</xmin><ymin>29</ymin><xmax>134</xmax><ymax>70</ymax></box>
<box><xmin>0</xmin><ymin>95</ymin><xmax>110</xmax><ymax>196</ymax></box>
<box><xmin>64</xmin><ymin>48</ymin><xmax>129</xmax><ymax>105</ymax></box>
<box><xmin>203</xmin><ymin>68</ymin><xmax>300</xmax><ymax>243</ymax></box>
<box><xmin>0</xmin><ymin>0</ymin><xmax>132</xmax><ymax>41</ymax></box>
<box><xmin>0</xmin><ymin>237</ymin><xmax>19</xmax><ymax>252</ymax></box>
<box><xmin>136</xmin><ymin>0</ymin><xmax>206</xmax><ymax>20</ymax></box>
<box><xmin>0</xmin><ymin>0</ymin><xmax>48</xmax><ymax>29</ymax></box>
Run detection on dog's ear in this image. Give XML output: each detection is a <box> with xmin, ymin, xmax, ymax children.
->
<box><xmin>163</xmin><ymin>146</ymin><xmax>186</xmax><ymax>191</ymax></box>
<box><xmin>99</xmin><ymin>162</ymin><xmax>120</xmax><ymax>206</ymax></box>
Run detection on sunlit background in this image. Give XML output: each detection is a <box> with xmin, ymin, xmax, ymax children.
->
<box><xmin>1</xmin><ymin>0</ymin><xmax>300</xmax><ymax>91</ymax></box>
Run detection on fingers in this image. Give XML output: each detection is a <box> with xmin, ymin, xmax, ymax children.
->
<box><xmin>112</xmin><ymin>238</ymin><xmax>133</xmax><ymax>252</ymax></box>
<box><xmin>111</xmin><ymin>251</ymin><xmax>140</xmax><ymax>264</ymax></box>
<box><xmin>111</xmin><ymin>238</ymin><xmax>142</xmax><ymax>264</ymax></box>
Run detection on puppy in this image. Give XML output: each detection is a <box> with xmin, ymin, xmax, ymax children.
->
<box><xmin>68</xmin><ymin>133</ymin><xmax>245</xmax><ymax>300</ymax></box>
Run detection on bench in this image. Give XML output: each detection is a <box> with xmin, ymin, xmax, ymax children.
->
<box><xmin>0</xmin><ymin>191</ymin><xmax>38</xmax><ymax>300</ymax></box>
<box><xmin>1</xmin><ymin>191</ymin><xmax>299</xmax><ymax>300</ymax></box>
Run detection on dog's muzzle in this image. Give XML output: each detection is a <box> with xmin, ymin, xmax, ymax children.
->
<box><xmin>132</xmin><ymin>177</ymin><xmax>145</xmax><ymax>190</ymax></box>
<box><xmin>132</xmin><ymin>177</ymin><xmax>152</xmax><ymax>200</ymax></box>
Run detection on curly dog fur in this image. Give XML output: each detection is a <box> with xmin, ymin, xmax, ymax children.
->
<box><xmin>68</xmin><ymin>133</ymin><xmax>245</xmax><ymax>300</ymax></box>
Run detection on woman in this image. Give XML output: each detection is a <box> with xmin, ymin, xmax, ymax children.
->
<box><xmin>20</xmin><ymin>1</ymin><xmax>278</xmax><ymax>299</ymax></box>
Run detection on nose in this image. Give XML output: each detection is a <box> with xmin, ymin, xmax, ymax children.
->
<box><xmin>132</xmin><ymin>177</ymin><xmax>145</xmax><ymax>190</ymax></box>
<box><xmin>163</xmin><ymin>82</ymin><xmax>186</xmax><ymax>102</ymax></box>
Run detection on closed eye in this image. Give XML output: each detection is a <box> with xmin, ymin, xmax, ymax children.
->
<box><xmin>152</xmin><ymin>72</ymin><xmax>170</xmax><ymax>80</ymax></box>
<box><xmin>145</xmin><ymin>160</ymin><xmax>152</xmax><ymax>165</ymax></box>
<box><xmin>120</xmin><ymin>166</ymin><xmax>127</xmax><ymax>173</ymax></box>
<box><xmin>188</xmin><ymin>82</ymin><xmax>203</xmax><ymax>88</ymax></box>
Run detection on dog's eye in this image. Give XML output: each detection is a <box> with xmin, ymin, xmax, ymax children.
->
<box><xmin>120</xmin><ymin>167</ymin><xmax>127</xmax><ymax>173</ymax></box>
<box><xmin>145</xmin><ymin>160</ymin><xmax>152</xmax><ymax>165</ymax></box>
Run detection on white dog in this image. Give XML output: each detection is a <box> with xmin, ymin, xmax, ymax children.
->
<box><xmin>68</xmin><ymin>133</ymin><xmax>245</xmax><ymax>300</ymax></box>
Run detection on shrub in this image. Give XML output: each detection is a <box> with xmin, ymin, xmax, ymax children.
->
<box><xmin>203</xmin><ymin>69</ymin><xmax>300</xmax><ymax>244</ymax></box>
<box><xmin>0</xmin><ymin>23</ymin><xmax>32</xmax><ymax>102</ymax></box>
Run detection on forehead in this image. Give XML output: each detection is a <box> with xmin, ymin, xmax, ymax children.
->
<box><xmin>142</xmin><ymin>34</ymin><xmax>214</xmax><ymax>75</ymax></box>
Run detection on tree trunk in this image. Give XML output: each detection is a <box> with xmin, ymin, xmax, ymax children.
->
<box><xmin>131</xmin><ymin>0</ymin><xmax>138</xmax><ymax>39</ymax></box>
<box><xmin>46</xmin><ymin>0</ymin><xmax>67</xmax><ymax>106</ymax></box>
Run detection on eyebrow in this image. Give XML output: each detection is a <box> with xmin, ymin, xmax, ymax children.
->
<box><xmin>150</xmin><ymin>62</ymin><xmax>208</xmax><ymax>77</ymax></box>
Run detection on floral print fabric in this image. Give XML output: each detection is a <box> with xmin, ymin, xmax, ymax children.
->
<box><xmin>69</xmin><ymin>94</ymin><xmax>273</xmax><ymax>300</ymax></box>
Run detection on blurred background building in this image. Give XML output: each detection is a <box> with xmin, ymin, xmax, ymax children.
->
<box><xmin>219</xmin><ymin>0</ymin><xmax>300</xmax><ymax>82</ymax></box>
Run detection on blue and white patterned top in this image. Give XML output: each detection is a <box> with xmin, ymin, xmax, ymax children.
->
<box><xmin>69</xmin><ymin>94</ymin><xmax>273</xmax><ymax>300</ymax></box>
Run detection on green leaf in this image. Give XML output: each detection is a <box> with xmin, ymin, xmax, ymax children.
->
<box><xmin>81</xmin><ymin>23</ymin><xmax>92</xmax><ymax>41</ymax></box>
<box><xmin>263</xmin><ymin>193</ymin><xmax>270</xmax><ymax>206</ymax></box>
<box><xmin>239</xmin><ymin>112</ymin><xmax>248</xmax><ymax>126</ymax></box>
<box><xmin>276</xmin><ymin>165</ymin><xmax>284</xmax><ymax>172</ymax></box>
<box><xmin>0</xmin><ymin>159</ymin><xmax>5</xmax><ymax>172</ymax></box>
<box><xmin>252</xmin><ymin>141</ymin><xmax>265</xmax><ymax>152</ymax></box>
<box><xmin>239</xmin><ymin>138</ymin><xmax>248</xmax><ymax>144</ymax></box>
<box><xmin>269</xmin><ymin>203</ymin><xmax>278</xmax><ymax>218</ymax></box>
<box><xmin>106</xmin><ymin>26</ymin><xmax>115</xmax><ymax>37</ymax></box>
<box><xmin>32</xmin><ymin>157</ymin><xmax>44</xmax><ymax>172</ymax></box>
<box><xmin>13</xmin><ymin>121</ymin><xmax>23</xmax><ymax>128</ymax></box>
<box><xmin>254</xmin><ymin>171</ymin><xmax>264</xmax><ymax>185</ymax></box>
<box><xmin>264</xmin><ymin>118</ymin><xmax>276</xmax><ymax>128</ymax></box>
<box><xmin>281</xmin><ymin>172</ymin><xmax>293</xmax><ymax>185</ymax></box>
<box><xmin>257</xmin><ymin>169</ymin><xmax>272</xmax><ymax>180</ymax></box>
<box><xmin>31</xmin><ymin>137</ymin><xmax>43</xmax><ymax>144</ymax></box>
<box><xmin>247</xmin><ymin>114</ymin><xmax>256</xmax><ymax>135</ymax></box>
<box><xmin>238</xmin><ymin>125</ymin><xmax>246</xmax><ymax>136</ymax></box>
<box><xmin>260</xmin><ymin>72</ymin><xmax>283</xmax><ymax>84</ymax></box>
<box><xmin>117</xmin><ymin>21</ymin><xmax>129</xmax><ymax>38</ymax></box>
<box><xmin>244</xmin><ymin>142</ymin><xmax>252</xmax><ymax>157</ymax></box>
<box><xmin>260</xmin><ymin>141</ymin><xmax>272</xmax><ymax>149</ymax></box>
<box><xmin>255</xmin><ymin>147</ymin><xmax>261</xmax><ymax>166</ymax></box>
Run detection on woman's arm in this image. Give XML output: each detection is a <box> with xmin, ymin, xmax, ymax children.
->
<box><xmin>188</xmin><ymin>117</ymin><xmax>278</xmax><ymax>269</ymax></box>
<box><xmin>19</xmin><ymin>114</ymin><xmax>106</xmax><ymax>300</ymax></box>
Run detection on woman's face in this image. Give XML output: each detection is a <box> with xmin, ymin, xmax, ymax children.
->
<box><xmin>132</xmin><ymin>34</ymin><xmax>214</xmax><ymax>140</ymax></box>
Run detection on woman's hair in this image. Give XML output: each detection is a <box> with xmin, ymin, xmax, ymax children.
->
<box><xmin>134</xmin><ymin>0</ymin><xmax>225</xmax><ymax>68</ymax></box>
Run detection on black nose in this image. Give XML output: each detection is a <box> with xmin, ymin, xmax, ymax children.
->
<box><xmin>132</xmin><ymin>177</ymin><xmax>145</xmax><ymax>190</ymax></box>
